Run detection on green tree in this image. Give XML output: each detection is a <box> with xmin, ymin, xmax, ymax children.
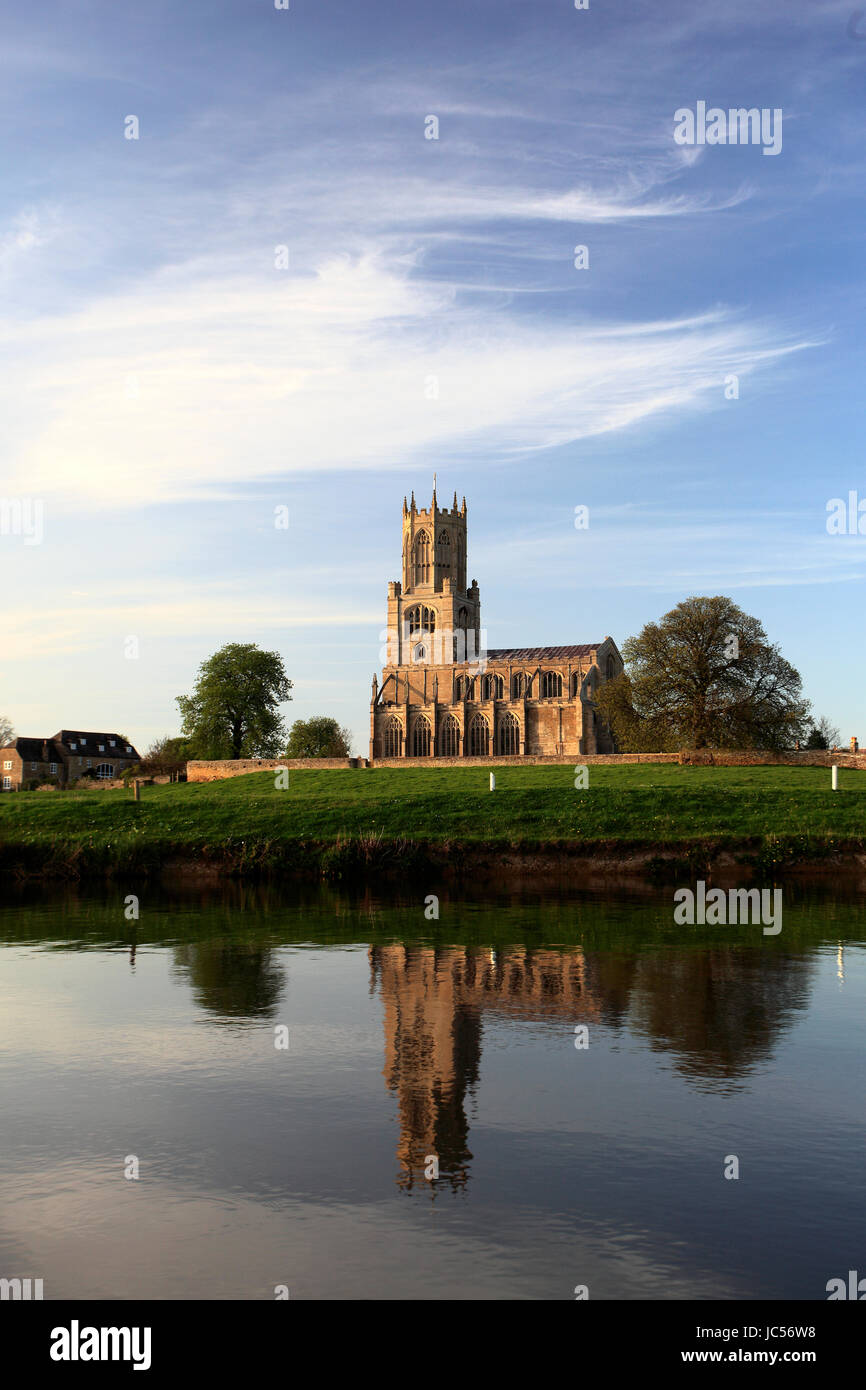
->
<box><xmin>176</xmin><ymin>643</ymin><xmax>292</xmax><ymax>759</ymax></box>
<box><xmin>286</xmin><ymin>716</ymin><xmax>353</xmax><ymax>759</ymax></box>
<box><xmin>804</xmin><ymin>715</ymin><xmax>840</xmax><ymax>750</ymax></box>
<box><xmin>595</xmin><ymin>596</ymin><xmax>810</xmax><ymax>751</ymax></box>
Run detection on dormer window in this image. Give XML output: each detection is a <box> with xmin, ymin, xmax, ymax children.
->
<box><xmin>80</xmin><ymin>738</ymin><xmax>87</xmax><ymax>746</ymax></box>
<box><xmin>70</xmin><ymin>743</ymin><xmax>77</xmax><ymax>750</ymax></box>
<box><xmin>99</xmin><ymin>745</ymin><xmax>105</xmax><ymax>752</ymax></box>
<box><xmin>109</xmin><ymin>739</ymin><xmax>116</xmax><ymax>747</ymax></box>
<box><xmin>125</xmin><ymin>745</ymin><xmax>132</xmax><ymax>753</ymax></box>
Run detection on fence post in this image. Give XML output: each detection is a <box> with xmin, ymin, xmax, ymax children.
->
<box><xmin>831</xmin><ymin>765</ymin><xmax>838</xmax><ymax>792</ymax></box>
<box><xmin>489</xmin><ymin>772</ymin><xmax>496</xmax><ymax>791</ymax></box>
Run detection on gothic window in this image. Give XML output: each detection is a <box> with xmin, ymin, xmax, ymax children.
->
<box><xmin>407</xmin><ymin>605</ymin><xmax>435</xmax><ymax>634</ymax></box>
<box><xmin>482</xmin><ymin>673</ymin><xmax>503</xmax><ymax>700</ymax></box>
<box><xmin>413</xmin><ymin>643</ymin><xmax>427</xmax><ymax>663</ymax></box>
<box><xmin>511</xmin><ymin>672</ymin><xmax>525</xmax><ymax>699</ymax></box>
<box><xmin>467</xmin><ymin>714</ymin><xmax>490</xmax><ymax>757</ymax></box>
<box><xmin>606</xmin><ymin>654</ymin><xmax>615</xmax><ymax>680</ymax></box>
<box><xmin>440</xmin><ymin>715</ymin><xmax>460</xmax><ymax>757</ymax></box>
<box><xmin>454</xmin><ymin>675</ymin><xmax>465</xmax><ymax>700</ymax></box>
<box><xmin>571</xmin><ymin>672</ymin><xmax>582</xmax><ymax>698</ymax></box>
<box><xmin>384</xmin><ymin>717</ymin><xmax>402</xmax><ymax>758</ymax></box>
<box><xmin>411</xmin><ymin>716</ymin><xmax>431</xmax><ymax>757</ymax></box>
<box><xmin>437</xmin><ymin>530</ymin><xmax>451</xmax><ymax>569</ymax></box>
<box><xmin>412</xmin><ymin>530</ymin><xmax>431</xmax><ymax>585</ymax></box>
<box><xmin>497</xmin><ymin>712</ymin><xmax>519</xmax><ymax>755</ymax></box>
<box><xmin>540</xmin><ymin>671</ymin><xmax>562</xmax><ymax>698</ymax></box>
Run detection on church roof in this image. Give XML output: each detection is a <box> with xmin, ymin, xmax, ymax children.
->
<box><xmin>485</xmin><ymin>644</ymin><xmax>600</xmax><ymax>661</ymax></box>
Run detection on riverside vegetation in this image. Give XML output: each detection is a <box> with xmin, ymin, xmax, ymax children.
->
<box><xmin>0</xmin><ymin>763</ymin><xmax>864</xmax><ymax>882</ymax></box>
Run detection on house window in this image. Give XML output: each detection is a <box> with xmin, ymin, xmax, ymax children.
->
<box><xmin>411</xmin><ymin>717</ymin><xmax>431</xmax><ymax>757</ymax></box>
<box><xmin>540</xmin><ymin>672</ymin><xmax>562</xmax><ymax>698</ymax></box>
<box><xmin>498</xmin><ymin>712</ymin><xmax>520</xmax><ymax>755</ymax></box>
<box><xmin>383</xmin><ymin>716</ymin><xmax>402</xmax><ymax>758</ymax></box>
<box><xmin>86</xmin><ymin>760</ymin><xmax>92</xmax><ymax>768</ymax></box>
<box><xmin>3</xmin><ymin>760</ymin><xmax>11</xmax><ymax>770</ymax></box>
<box><xmin>109</xmin><ymin>739</ymin><xmax>116</xmax><ymax>747</ymax></box>
<box><xmin>96</xmin><ymin>763</ymin><xmax>114</xmax><ymax>779</ymax></box>
<box><xmin>30</xmin><ymin>762</ymin><xmax>37</xmax><ymax>771</ymax></box>
<box><xmin>125</xmin><ymin>746</ymin><xmax>132</xmax><ymax>753</ymax></box>
<box><xmin>98</xmin><ymin>745</ymin><xmax>105</xmax><ymax>752</ymax></box>
<box><xmin>439</xmin><ymin>715</ymin><xmax>460</xmax><ymax>757</ymax></box>
<box><xmin>70</xmin><ymin>743</ymin><xmax>77</xmax><ymax>750</ymax></box>
<box><xmin>50</xmin><ymin>762</ymin><xmax>57</xmax><ymax>774</ymax></box>
<box><xmin>2</xmin><ymin>776</ymin><xmax>10</xmax><ymax>790</ymax></box>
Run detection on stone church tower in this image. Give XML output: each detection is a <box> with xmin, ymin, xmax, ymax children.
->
<box><xmin>370</xmin><ymin>486</ymin><xmax>623</xmax><ymax>760</ymax></box>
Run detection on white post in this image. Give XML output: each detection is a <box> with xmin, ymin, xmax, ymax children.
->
<box><xmin>489</xmin><ymin>772</ymin><xmax>496</xmax><ymax>791</ymax></box>
<box><xmin>831</xmin><ymin>765</ymin><xmax>838</xmax><ymax>791</ymax></box>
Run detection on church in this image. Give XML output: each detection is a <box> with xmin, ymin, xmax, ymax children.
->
<box><xmin>369</xmin><ymin>487</ymin><xmax>623</xmax><ymax>761</ymax></box>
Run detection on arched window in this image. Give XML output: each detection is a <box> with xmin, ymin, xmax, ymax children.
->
<box><xmin>384</xmin><ymin>717</ymin><xmax>402</xmax><ymax>758</ymax></box>
<box><xmin>571</xmin><ymin>672</ymin><xmax>581</xmax><ymax>698</ymax></box>
<box><xmin>413</xmin><ymin>643</ymin><xmax>428</xmax><ymax>663</ymax></box>
<box><xmin>606</xmin><ymin>654</ymin><xmax>615</xmax><ymax>680</ymax></box>
<box><xmin>540</xmin><ymin>672</ymin><xmax>562</xmax><ymax>698</ymax></box>
<box><xmin>96</xmin><ymin>763</ymin><xmax>115</xmax><ymax>780</ymax></box>
<box><xmin>497</xmin><ymin>712</ymin><xmax>519</xmax><ymax>755</ymax></box>
<box><xmin>412</xmin><ymin>530</ymin><xmax>431</xmax><ymax>586</ymax></box>
<box><xmin>439</xmin><ymin>715</ymin><xmax>460</xmax><ymax>757</ymax></box>
<box><xmin>437</xmin><ymin>530</ymin><xmax>451</xmax><ymax>569</ymax></box>
<box><xmin>411</xmin><ymin>716</ymin><xmax>431</xmax><ymax>757</ymax></box>
<box><xmin>467</xmin><ymin>714</ymin><xmax>490</xmax><ymax>757</ymax></box>
<box><xmin>407</xmin><ymin>605</ymin><xmax>435</xmax><ymax>634</ymax></box>
<box><xmin>511</xmin><ymin>672</ymin><xmax>525</xmax><ymax>699</ymax></box>
<box><xmin>482</xmin><ymin>673</ymin><xmax>503</xmax><ymax>700</ymax></box>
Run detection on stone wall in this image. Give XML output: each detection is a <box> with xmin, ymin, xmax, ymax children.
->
<box><xmin>187</xmin><ymin>749</ymin><xmax>866</xmax><ymax>782</ymax></box>
<box><xmin>680</xmin><ymin>749</ymin><xmax>866</xmax><ymax>769</ymax></box>
<box><xmin>188</xmin><ymin>758</ymin><xmax>364</xmax><ymax>782</ymax></box>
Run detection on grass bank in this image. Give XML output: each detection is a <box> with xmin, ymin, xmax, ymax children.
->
<box><xmin>0</xmin><ymin>764</ymin><xmax>864</xmax><ymax>882</ymax></box>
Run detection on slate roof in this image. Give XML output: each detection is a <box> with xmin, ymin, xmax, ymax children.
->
<box><xmin>52</xmin><ymin>731</ymin><xmax>140</xmax><ymax>758</ymax></box>
<box><xmin>485</xmin><ymin>644</ymin><xmax>601</xmax><ymax>662</ymax></box>
<box><xmin>4</xmin><ymin>737</ymin><xmax>62</xmax><ymax>762</ymax></box>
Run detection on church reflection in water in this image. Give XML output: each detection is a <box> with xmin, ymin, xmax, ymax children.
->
<box><xmin>369</xmin><ymin>943</ymin><xmax>813</xmax><ymax>1193</ymax></box>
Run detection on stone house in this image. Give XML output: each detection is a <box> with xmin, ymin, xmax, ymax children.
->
<box><xmin>370</xmin><ymin>489</ymin><xmax>623</xmax><ymax>760</ymax></box>
<box><xmin>0</xmin><ymin>730</ymin><xmax>141</xmax><ymax>790</ymax></box>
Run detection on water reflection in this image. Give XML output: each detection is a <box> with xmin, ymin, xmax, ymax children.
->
<box><xmin>171</xmin><ymin>941</ymin><xmax>285</xmax><ymax>1019</ymax></box>
<box><xmin>370</xmin><ymin>943</ymin><xmax>815</xmax><ymax>1190</ymax></box>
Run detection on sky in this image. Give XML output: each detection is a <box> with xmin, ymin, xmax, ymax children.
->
<box><xmin>1</xmin><ymin>0</ymin><xmax>864</xmax><ymax>755</ymax></box>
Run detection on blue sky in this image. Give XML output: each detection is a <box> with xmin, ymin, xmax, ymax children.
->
<box><xmin>1</xmin><ymin>0</ymin><xmax>864</xmax><ymax>754</ymax></box>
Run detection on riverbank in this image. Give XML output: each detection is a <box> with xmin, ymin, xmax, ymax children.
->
<box><xmin>1</xmin><ymin>764</ymin><xmax>865</xmax><ymax>884</ymax></box>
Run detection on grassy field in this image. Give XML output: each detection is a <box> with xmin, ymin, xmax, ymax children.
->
<box><xmin>1</xmin><ymin>763</ymin><xmax>864</xmax><ymax>879</ymax></box>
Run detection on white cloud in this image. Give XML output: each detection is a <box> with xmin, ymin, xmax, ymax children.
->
<box><xmin>0</xmin><ymin>246</ymin><xmax>813</xmax><ymax>509</ymax></box>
